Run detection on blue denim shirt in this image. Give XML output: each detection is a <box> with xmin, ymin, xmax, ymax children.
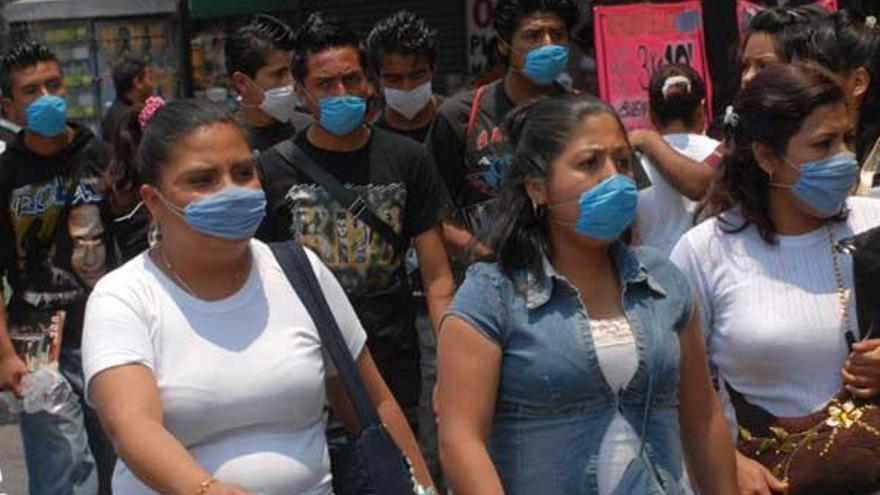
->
<box><xmin>447</xmin><ymin>243</ymin><xmax>694</xmax><ymax>494</ymax></box>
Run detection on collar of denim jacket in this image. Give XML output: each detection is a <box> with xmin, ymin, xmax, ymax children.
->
<box><xmin>521</xmin><ymin>242</ymin><xmax>667</xmax><ymax>310</ymax></box>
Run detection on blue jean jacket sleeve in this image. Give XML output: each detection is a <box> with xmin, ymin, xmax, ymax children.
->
<box><xmin>445</xmin><ymin>262</ymin><xmax>510</xmax><ymax>345</ymax></box>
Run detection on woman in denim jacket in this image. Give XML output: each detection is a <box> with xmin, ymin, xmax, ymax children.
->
<box><xmin>436</xmin><ymin>94</ymin><xmax>738</xmax><ymax>495</ymax></box>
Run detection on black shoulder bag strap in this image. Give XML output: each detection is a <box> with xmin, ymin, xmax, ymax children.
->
<box><xmin>268</xmin><ymin>240</ymin><xmax>380</xmax><ymax>425</ymax></box>
<box><xmin>274</xmin><ymin>139</ymin><xmax>408</xmax><ymax>258</ymax></box>
<box><xmin>268</xmin><ymin>241</ymin><xmax>415</xmax><ymax>494</ymax></box>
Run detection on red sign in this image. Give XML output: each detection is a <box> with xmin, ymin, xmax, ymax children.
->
<box><xmin>593</xmin><ymin>2</ymin><xmax>712</xmax><ymax>130</ymax></box>
<box><xmin>736</xmin><ymin>0</ymin><xmax>838</xmax><ymax>38</ymax></box>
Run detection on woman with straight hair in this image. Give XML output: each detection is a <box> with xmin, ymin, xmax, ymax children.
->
<box><xmin>437</xmin><ymin>93</ymin><xmax>738</xmax><ymax>495</ymax></box>
<box><xmin>82</xmin><ymin>99</ymin><xmax>433</xmax><ymax>495</ymax></box>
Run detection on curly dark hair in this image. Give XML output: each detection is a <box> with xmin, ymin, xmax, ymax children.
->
<box><xmin>705</xmin><ymin>63</ymin><xmax>846</xmax><ymax>244</ymax></box>
<box><xmin>365</xmin><ymin>10</ymin><xmax>437</xmax><ymax>75</ymax></box>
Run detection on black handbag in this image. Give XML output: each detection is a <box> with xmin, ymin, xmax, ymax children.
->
<box><xmin>269</xmin><ymin>241</ymin><xmax>415</xmax><ymax>495</ymax></box>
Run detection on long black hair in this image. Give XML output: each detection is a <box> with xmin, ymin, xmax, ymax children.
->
<box><xmin>706</xmin><ymin>63</ymin><xmax>845</xmax><ymax>244</ymax></box>
<box><xmin>488</xmin><ymin>94</ymin><xmax>629</xmax><ymax>279</ymax></box>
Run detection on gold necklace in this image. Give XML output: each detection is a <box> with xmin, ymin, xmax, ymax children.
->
<box><xmin>158</xmin><ymin>246</ymin><xmax>196</xmax><ymax>295</ymax></box>
<box><xmin>156</xmin><ymin>245</ymin><xmax>251</xmax><ymax>297</ymax></box>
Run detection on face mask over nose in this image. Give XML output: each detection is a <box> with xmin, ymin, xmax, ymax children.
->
<box><xmin>316</xmin><ymin>95</ymin><xmax>367</xmax><ymax>136</ymax></box>
<box><xmin>383</xmin><ymin>81</ymin><xmax>432</xmax><ymax>120</ymax></box>
<box><xmin>521</xmin><ymin>44</ymin><xmax>570</xmax><ymax>86</ymax></box>
<box><xmin>26</xmin><ymin>94</ymin><xmax>67</xmax><ymax>137</ymax></box>
<box><xmin>770</xmin><ymin>151</ymin><xmax>859</xmax><ymax>218</ymax></box>
<box><xmin>242</xmin><ymin>79</ymin><xmax>298</xmax><ymax>123</ymax></box>
<box><xmin>157</xmin><ymin>186</ymin><xmax>267</xmax><ymax>240</ymax></box>
<box><xmin>547</xmin><ymin>174</ymin><xmax>639</xmax><ymax>241</ymax></box>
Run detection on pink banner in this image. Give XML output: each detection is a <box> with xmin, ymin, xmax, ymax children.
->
<box><xmin>593</xmin><ymin>2</ymin><xmax>712</xmax><ymax>130</ymax></box>
<box><xmin>737</xmin><ymin>0</ymin><xmax>838</xmax><ymax>38</ymax></box>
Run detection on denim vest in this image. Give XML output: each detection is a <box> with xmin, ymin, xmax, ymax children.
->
<box><xmin>447</xmin><ymin>243</ymin><xmax>694</xmax><ymax>494</ymax></box>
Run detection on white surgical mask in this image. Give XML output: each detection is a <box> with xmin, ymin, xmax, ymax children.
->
<box><xmin>241</xmin><ymin>79</ymin><xmax>298</xmax><ymax>123</ymax></box>
<box><xmin>383</xmin><ymin>81</ymin><xmax>432</xmax><ymax>121</ymax></box>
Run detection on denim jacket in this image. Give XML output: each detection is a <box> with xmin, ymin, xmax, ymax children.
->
<box><xmin>447</xmin><ymin>243</ymin><xmax>694</xmax><ymax>494</ymax></box>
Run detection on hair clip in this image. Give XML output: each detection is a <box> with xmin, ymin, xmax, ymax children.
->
<box><xmin>723</xmin><ymin>106</ymin><xmax>740</xmax><ymax>128</ymax></box>
<box><xmin>661</xmin><ymin>75</ymin><xmax>692</xmax><ymax>98</ymax></box>
<box><xmin>138</xmin><ymin>96</ymin><xmax>166</xmax><ymax>130</ymax></box>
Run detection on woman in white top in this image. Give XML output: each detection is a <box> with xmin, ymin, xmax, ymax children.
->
<box><xmin>634</xmin><ymin>64</ymin><xmax>720</xmax><ymax>256</ymax></box>
<box><xmin>671</xmin><ymin>63</ymin><xmax>880</xmax><ymax>495</ymax></box>
<box><xmin>82</xmin><ymin>99</ymin><xmax>433</xmax><ymax>495</ymax></box>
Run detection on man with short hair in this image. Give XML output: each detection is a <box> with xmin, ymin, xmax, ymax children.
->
<box><xmin>257</xmin><ymin>13</ymin><xmax>455</xmax><ymax>429</ymax></box>
<box><xmin>366</xmin><ymin>10</ymin><xmax>442</xmax><ymax>144</ymax></box>
<box><xmin>226</xmin><ymin>13</ymin><xmax>313</xmax><ymax>152</ymax></box>
<box><xmin>427</xmin><ymin>0</ymin><xmax>580</xmax><ymax>255</ymax></box>
<box><xmin>101</xmin><ymin>57</ymin><xmax>153</xmax><ymax>142</ymax></box>
<box><xmin>0</xmin><ymin>40</ymin><xmax>114</xmax><ymax>494</ymax></box>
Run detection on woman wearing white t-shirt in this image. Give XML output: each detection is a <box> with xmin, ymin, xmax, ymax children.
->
<box><xmin>634</xmin><ymin>64</ymin><xmax>720</xmax><ymax>256</ymax></box>
<box><xmin>671</xmin><ymin>64</ymin><xmax>880</xmax><ymax>494</ymax></box>
<box><xmin>82</xmin><ymin>99</ymin><xmax>433</xmax><ymax>495</ymax></box>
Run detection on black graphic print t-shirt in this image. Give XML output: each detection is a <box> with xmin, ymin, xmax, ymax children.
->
<box><xmin>0</xmin><ymin>124</ymin><xmax>111</xmax><ymax>349</ymax></box>
<box><xmin>257</xmin><ymin>126</ymin><xmax>452</xmax><ymax>360</ymax></box>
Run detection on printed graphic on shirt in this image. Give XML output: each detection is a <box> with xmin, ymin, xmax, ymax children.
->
<box><xmin>8</xmin><ymin>176</ymin><xmax>104</xmax><ymax>309</ymax></box>
<box><xmin>285</xmin><ymin>182</ymin><xmax>406</xmax><ymax>296</ymax></box>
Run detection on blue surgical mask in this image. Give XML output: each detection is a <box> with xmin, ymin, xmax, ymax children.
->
<box><xmin>772</xmin><ymin>151</ymin><xmax>859</xmax><ymax>218</ymax></box>
<box><xmin>26</xmin><ymin>94</ymin><xmax>66</xmax><ymax>137</ymax></box>
<box><xmin>318</xmin><ymin>95</ymin><xmax>366</xmax><ymax>136</ymax></box>
<box><xmin>522</xmin><ymin>44</ymin><xmax>570</xmax><ymax>86</ymax></box>
<box><xmin>159</xmin><ymin>186</ymin><xmax>267</xmax><ymax>240</ymax></box>
<box><xmin>548</xmin><ymin>174</ymin><xmax>638</xmax><ymax>240</ymax></box>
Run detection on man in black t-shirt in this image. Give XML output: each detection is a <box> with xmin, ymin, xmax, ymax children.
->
<box><xmin>226</xmin><ymin>13</ymin><xmax>313</xmax><ymax>153</ymax></box>
<box><xmin>366</xmin><ymin>10</ymin><xmax>444</xmax><ymax>145</ymax></box>
<box><xmin>0</xmin><ymin>40</ymin><xmax>115</xmax><ymax>494</ymax></box>
<box><xmin>257</xmin><ymin>13</ymin><xmax>454</xmax><ymax>419</ymax></box>
<box><xmin>427</xmin><ymin>0</ymin><xmax>580</xmax><ymax>256</ymax></box>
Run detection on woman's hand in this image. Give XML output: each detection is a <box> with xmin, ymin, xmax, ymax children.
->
<box><xmin>736</xmin><ymin>452</ymin><xmax>788</xmax><ymax>495</ymax></box>
<box><xmin>842</xmin><ymin>339</ymin><xmax>880</xmax><ymax>399</ymax></box>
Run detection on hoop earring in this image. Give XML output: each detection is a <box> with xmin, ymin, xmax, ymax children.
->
<box><xmin>532</xmin><ymin>200</ymin><xmax>545</xmax><ymax>218</ymax></box>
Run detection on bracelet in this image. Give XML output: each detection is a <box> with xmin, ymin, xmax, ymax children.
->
<box><xmin>196</xmin><ymin>477</ymin><xmax>218</xmax><ymax>495</ymax></box>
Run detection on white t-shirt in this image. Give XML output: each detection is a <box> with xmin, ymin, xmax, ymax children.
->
<box><xmin>634</xmin><ymin>133</ymin><xmax>720</xmax><ymax>256</ymax></box>
<box><xmin>671</xmin><ymin>197</ymin><xmax>880</xmax><ymax>428</ymax></box>
<box><xmin>82</xmin><ymin>240</ymin><xmax>367</xmax><ymax>495</ymax></box>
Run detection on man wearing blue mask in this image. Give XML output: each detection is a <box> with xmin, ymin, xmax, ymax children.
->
<box><xmin>257</xmin><ymin>13</ymin><xmax>455</xmax><ymax>437</ymax></box>
<box><xmin>0</xmin><ymin>40</ymin><xmax>114</xmax><ymax>494</ymax></box>
<box><xmin>427</xmin><ymin>0</ymin><xmax>580</xmax><ymax>263</ymax></box>
<box><xmin>366</xmin><ymin>10</ymin><xmax>443</xmax><ymax>145</ymax></box>
<box><xmin>226</xmin><ymin>13</ymin><xmax>313</xmax><ymax>153</ymax></box>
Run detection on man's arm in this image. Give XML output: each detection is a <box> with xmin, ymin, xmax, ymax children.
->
<box><xmin>629</xmin><ymin>129</ymin><xmax>717</xmax><ymax>201</ymax></box>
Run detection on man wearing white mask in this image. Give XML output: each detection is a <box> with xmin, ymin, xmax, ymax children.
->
<box><xmin>366</xmin><ymin>11</ymin><xmax>442</xmax><ymax>144</ymax></box>
<box><xmin>226</xmin><ymin>13</ymin><xmax>312</xmax><ymax>153</ymax></box>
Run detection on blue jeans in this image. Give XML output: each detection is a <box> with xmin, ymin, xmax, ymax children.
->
<box><xmin>19</xmin><ymin>348</ymin><xmax>115</xmax><ymax>494</ymax></box>
<box><xmin>415</xmin><ymin>299</ymin><xmax>445</xmax><ymax>492</ymax></box>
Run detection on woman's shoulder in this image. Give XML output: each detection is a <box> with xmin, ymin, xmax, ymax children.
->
<box><xmin>90</xmin><ymin>251</ymin><xmax>157</xmax><ymax>300</ymax></box>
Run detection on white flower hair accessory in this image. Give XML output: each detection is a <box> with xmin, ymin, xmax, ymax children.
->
<box><xmin>723</xmin><ymin>105</ymin><xmax>740</xmax><ymax>129</ymax></box>
<box><xmin>661</xmin><ymin>75</ymin><xmax>692</xmax><ymax>99</ymax></box>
